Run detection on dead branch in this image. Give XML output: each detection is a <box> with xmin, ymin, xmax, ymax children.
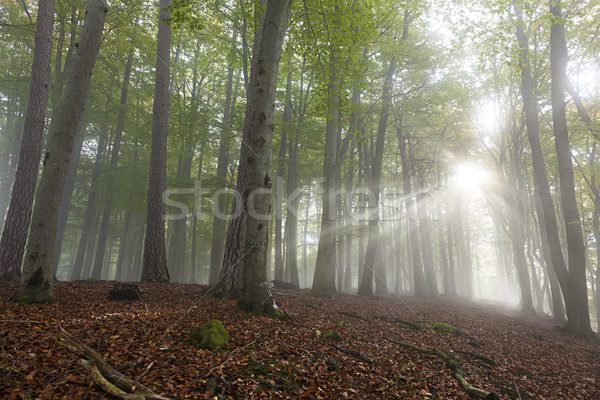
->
<box><xmin>79</xmin><ymin>359</ymin><xmax>145</xmax><ymax>400</ymax></box>
<box><xmin>58</xmin><ymin>326</ymin><xmax>176</xmax><ymax>400</ymax></box>
<box><xmin>385</xmin><ymin>337</ymin><xmax>500</xmax><ymax>400</ymax></box>
<box><xmin>205</xmin><ymin>341</ymin><xmax>256</xmax><ymax>378</ymax></box>
<box><xmin>329</xmin><ymin>343</ymin><xmax>378</xmax><ymax>364</ymax></box>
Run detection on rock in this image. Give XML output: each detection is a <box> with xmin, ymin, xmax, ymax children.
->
<box><xmin>271</xmin><ymin>279</ymin><xmax>298</xmax><ymax>289</ymax></box>
<box><xmin>188</xmin><ymin>319</ymin><xmax>230</xmax><ymax>351</ymax></box>
<box><xmin>108</xmin><ymin>284</ymin><xmax>142</xmax><ymax>301</ymax></box>
<box><xmin>322</xmin><ymin>330</ymin><xmax>344</xmax><ymax>341</ymax></box>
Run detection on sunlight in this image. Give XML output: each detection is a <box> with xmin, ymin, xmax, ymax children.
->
<box><xmin>474</xmin><ymin>99</ymin><xmax>502</xmax><ymax>135</ymax></box>
<box><xmin>451</xmin><ymin>162</ymin><xmax>492</xmax><ymax>193</ymax></box>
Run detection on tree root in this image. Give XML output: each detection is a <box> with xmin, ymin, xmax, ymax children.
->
<box><xmin>385</xmin><ymin>337</ymin><xmax>500</xmax><ymax>400</ymax></box>
<box><xmin>58</xmin><ymin>326</ymin><xmax>176</xmax><ymax>400</ymax></box>
<box><xmin>329</xmin><ymin>343</ymin><xmax>378</xmax><ymax>364</ymax></box>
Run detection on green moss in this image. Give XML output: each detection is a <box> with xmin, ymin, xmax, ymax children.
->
<box><xmin>397</xmin><ymin>319</ymin><xmax>423</xmax><ymax>330</ymax></box>
<box><xmin>321</xmin><ymin>330</ymin><xmax>344</xmax><ymax>341</ymax></box>
<box><xmin>430</xmin><ymin>322</ymin><xmax>460</xmax><ymax>335</ymax></box>
<box><xmin>188</xmin><ymin>319</ymin><xmax>230</xmax><ymax>351</ymax></box>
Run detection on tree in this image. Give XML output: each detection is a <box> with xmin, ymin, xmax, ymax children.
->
<box><xmin>237</xmin><ymin>0</ymin><xmax>292</xmax><ymax>314</ymax></box>
<box><xmin>141</xmin><ymin>0</ymin><xmax>172</xmax><ymax>283</ymax></box>
<box><xmin>548</xmin><ymin>1</ymin><xmax>593</xmax><ymax>337</ymax></box>
<box><xmin>0</xmin><ymin>0</ymin><xmax>55</xmax><ymax>281</ymax></box>
<box><xmin>17</xmin><ymin>0</ymin><xmax>108</xmax><ymax>303</ymax></box>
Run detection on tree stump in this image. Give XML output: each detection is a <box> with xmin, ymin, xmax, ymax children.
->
<box><xmin>108</xmin><ymin>284</ymin><xmax>143</xmax><ymax>301</ymax></box>
<box><xmin>271</xmin><ymin>279</ymin><xmax>298</xmax><ymax>289</ymax></box>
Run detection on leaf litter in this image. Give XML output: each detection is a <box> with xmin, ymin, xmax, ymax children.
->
<box><xmin>1</xmin><ymin>281</ymin><xmax>599</xmax><ymax>399</ymax></box>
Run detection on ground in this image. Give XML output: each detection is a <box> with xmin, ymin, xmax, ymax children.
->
<box><xmin>1</xmin><ymin>281</ymin><xmax>599</xmax><ymax>399</ymax></box>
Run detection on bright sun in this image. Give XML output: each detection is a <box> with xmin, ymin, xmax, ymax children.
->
<box><xmin>452</xmin><ymin>162</ymin><xmax>491</xmax><ymax>193</ymax></box>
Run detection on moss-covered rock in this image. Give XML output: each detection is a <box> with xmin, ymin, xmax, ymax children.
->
<box><xmin>188</xmin><ymin>319</ymin><xmax>230</xmax><ymax>351</ymax></box>
<box><xmin>321</xmin><ymin>330</ymin><xmax>344</xmax><ymax>341</ymax></box>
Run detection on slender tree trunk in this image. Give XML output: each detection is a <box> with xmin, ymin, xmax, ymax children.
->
<box><xmin>549</xmin><ymin>1</ymin><xmax>593</xmax><ymax>337</ymax></box>
<box><xmin>0</xmin><ymin>0</ymin><xmax>55</xmax><ymax>281</ymax></box>
<box><xmin>416</xmin><ymin>173</ymin><xmax>438</xmax><ymax>297</ymax></box>
<box><xmin>513</xmin><ymin>0</ymin><xmax>571</xmax><ymax>322</ymax></box>
<box><xmin>357</xmin><ymin>57</ymin><xmax>395</xmax><ymax>297</ymax></box>
<box><xmin>238</xmin><ymin>0</ymin><xmax>292</xmax><ymax>314</ymax></box>
<box><xmin>91</xmin><ymin>41</ymin><xmax>135</xmax><ymax>280</ymax></box>
<box><xmin>284</xmin><ymin>69</ymin><xmax>300</xmax><ymax>287</ymax></box>
<box><xmin>208</xmin><ymin>31</ymin><xmax>237</xmax><ymax>284</ymax></box>
<box><xmin>274</xmin><ymin>86</ymin><xmax>287</xmax><ymax>280</ymax></box>
<box><xmin>141</xmin><ymin>0</ymin><xmax>172</xmax><ymax>283</ymax></box>
<box><xmin>17</xmin><ymin>0</ymin><xmax>107</xmax><ymax>302</ymax></box>
<box><xmin>396</xmin><ymin>116</ymin><xmax>426</xmax><ymax>296</ymax></box>
<box><xmin>311</xmin><ymin>54</ymin><xmax>339</xmax><ymax>298</ymax></box>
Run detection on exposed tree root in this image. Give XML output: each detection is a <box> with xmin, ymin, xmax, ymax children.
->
<box><xmin>58</xmin><ymin>326</ymin><xmax>176</xmax><ymax>400</ymax></box>
<box><xmin>385</xmin><ymin>337</ymin><xmax>500</xmax><ymax>400</ymax></box>
<box><xmin>329</xmin><ymin>342</ymin><xmax>378</xmax><ymax>364</ymax></box>
<box><xmin>338</xmin><ymin>311</ymin><xmax>372</xmax><ymax>322</ymax></box>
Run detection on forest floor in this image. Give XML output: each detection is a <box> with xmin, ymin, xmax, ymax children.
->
<box><xmin>1</xmin><ymin>281</ymin><xmax>599</xmax><ymax>399</ymax></box>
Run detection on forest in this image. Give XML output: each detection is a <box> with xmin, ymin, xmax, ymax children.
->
<box><xmin>1</xmin><ymin>0</ymin><xmax>600</xmax><ymax>398</ymax></box>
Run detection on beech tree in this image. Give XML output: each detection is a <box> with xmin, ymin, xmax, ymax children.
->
<box><xmin>0</xmin><ymin>0</ymin><xmax>55</xmax><ymax>282</ymax></box>
<box><xmin>17</xmin><ymin>0</ymin><xmax>108</xmax><ymax>303</ymax></box>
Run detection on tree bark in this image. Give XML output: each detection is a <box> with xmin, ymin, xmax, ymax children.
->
<box><xmin>91</xmin><ymin>42</ymin><xmax>134</xmax><ymax>280</ymax></box>
<box><xmin>0</xmin><ymin>0</ymin><xmax>55</xmax><ymax>281</ymax></box>
<box><xmin>311</xmin><ymin>54</ymin><xmax>339</xmax><ymax>298</ymax></box>
<box><xmin>238</xmin><ymin>0</ymin><xmax>292</xmax><ymax>314</ymax></box>
<box><xmin>208</xmin><ymin>30</ymin><xmax>237</xmax><ymax>284</ymax></box>
<box><xmin>396</xmin><ymin>116</ymin><xmax>426</xmax><ymax>297</ymax></box>
<box><xmin>141</xmin><ymin>0</ymin><xmax>172</xmax><ymax>283</ymax></box>
<box><xmin>513</xmin><ymin>0</ymin><xmax>571</xmax><ymax>321</ymax></box>
<box><xmin>213</xmin><ymin>1</ymin><xmax>267</xmax><ymax>297</ymax></box>
<box><xmin>53</xmin><ymin>113</ymin><xmax>85</xmax><ymax>275</ymax></box>
<box><xmin>17</xmin><ymin>0</ymin><xmax>107</xmax><ymax>302</ymax></box>
<box><xmin>357</xmin><ymin>57</ymin><xmax>395</xmax><ymax>297</ymax></box>
<box><xmin>549</xmin><ymin>1</ymin><xmax>593</xmax><ymax>337</ymax></box>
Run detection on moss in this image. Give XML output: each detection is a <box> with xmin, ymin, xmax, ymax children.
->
<box><xmin>321</xmin><ymin>330</ymin><xmax>344</xmax><ymax>341</ymax></box>
<box><xmin>430</xmin><ymin>322</ymin><xmax>460</xmax><ymax>335</ymax></box>
<box><xmin>188</xmin><ymin>319</ymin><xmax>230</xmax><ymax>351</ymax></box>
<box><xmin>397</xmin><ymin>319</ymin><xmax>423</xmax><ymax>330</ymax></box>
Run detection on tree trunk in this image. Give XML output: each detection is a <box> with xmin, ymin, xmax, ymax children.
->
<box><xmin>416</xmin><ymin>172</ymin><xmax>438</xmax><ymax>297</ymax></box>
<box><xmin>238</xmin><ymin>0</ymin><xmax>292</xmax><ymax>314</ymax></box>
<box><xmin>357</xmin><ymin>57</ymin><xmax>395</xmax><ymax>297</ymax></box>
<box><xmin>17</xmin><ymin>0</ymin><xmax>107</xmax><ymax>302</ymax></box>
<box><xmin>53</xmin><ymin>114</ymin><xmax>85</xmax><ymax>275</ymax></box>
<box><xmin>213</xmin><ymin>1</ymin><xmax>267</xmax><ymax>297</ymax></box>
<box><xmin>311</xmin><ymin>67</ymin><xmax>339</xmax><ymax>297</ymax></box>
<box><xmin>208</xmin><ymin>30</ymin><xmax>237</xmax><ymax>284</ymax></box>
<box><xmin>70</xmin><ymin>132</ymin><xmax>105</xmax><ymax>281</ymax></box>
<box><xmin>284</xmin><ymin>68</ymin><xmax>300</xmax><ymax>287</ymax></box>
<box><xmin>274</xmin><ymin>113</ymin><xmax>287</xmax><ymax>281</ymax></box>
<box><xmin>91</xmin><ymin>41</ymin><xmax>135</xmax><ymax>280</ymax></box>
<box><xmin>141</xmin><ymin>0</ymin><xmax>172</xmax><ymax>283</ymax></box>
<box><xmin>0</xmin><ymin>0</ymin><xmax>55</xmax><ymax>281</ymax></box>
<box><xmin>513</xmin><ymin>0</ymin><xmax>570</xmax><ymax>322</ymax></box>
<box><xmin>396</xmin><ymin>116</ymin><xmax>426</xmax><ymax>297</ymax></box>
<box><xmin>549</xmin><ymin>1</ymin><xmax>593</xmax><ymax>337</ymax></box>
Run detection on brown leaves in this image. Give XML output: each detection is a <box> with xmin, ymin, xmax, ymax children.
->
<box><xmin>1</xmin><ymin>281</ymin><xmax>600</xmax><ymax>399</ymax></box>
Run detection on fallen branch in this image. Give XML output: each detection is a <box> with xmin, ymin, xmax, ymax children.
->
<box><xmin>136</xmin><ymin>362</ymin><xmax>155</xmax><ymax>381</ymax></box>
<box><xmin>338</xmin><ymin>311</ymin><xmax>372</xmax><ymax>322</ymax></box>
<box><xmin>0</xmin><ymin>319</ymin><xmax>44</xmax><ymax>324</ymax></box>
<box><xmin>329</xmin><ymin>343</ymin><xmax>378</xmax><ymax>364</ymax></box>
<box><xmin>385</xmin><ymin>337</ymin><xmax>500</xmax><ymax>400</ymax></box>
<box><xmin>204</xmin><ymin>341</ymin><xmax>256</xmax><ymax>378</ymax></box>
<box><xmin>58</xmin><ymin>326</ymin><xmax>175</xmax><ymax>400</ymax></box>
<box><xmin>79</xmin><ymin>359</ymin><xmax>144</xmax><ymax>400</ymax></box>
